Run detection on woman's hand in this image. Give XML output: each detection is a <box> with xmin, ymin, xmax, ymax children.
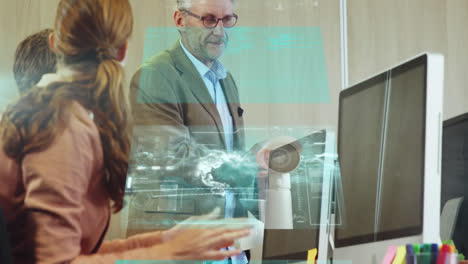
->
<box><xmin>154</xmin><ymin>226</ymin><xmax>250</xmax><ymax>260</ymax></box>
<box><xmin>153</xmin><ymin>208</ymin><xmax>253</xmax><ymax>260</ymax></box>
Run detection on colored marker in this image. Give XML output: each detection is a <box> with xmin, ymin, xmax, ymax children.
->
<box><xmin>415</xmin><ymin>244</ymin><xmax>421</xmax><ymax>254</ymax></box>
<box><xmin>431</xmin><ymin>244</ymin><xmax>439</xmax><ymax>264</ymax></box>
<box><xmin>449</xmin><ymin>245</ymin><xmax>458</xmax><ymax>264</ymax></box>
<box><xmin>415</xmin><ymin>244</ymin><xmax>423</xmax><ymax>264</ymax></box>
<box><xmin>383</xmin><ymin>246</ymin><xmax>398</xmax><ymax>264</ymax></box>
<box><xmin>406</xmin><ymin>244</ymin><xmax>416</xmax><ymax>264</ymax></box>
<box><xmin>307</xmin><ymin>248</ymin><xmax>317</xmax><ymax>264</ymax></box>
<box><xmin>423</xmin><ymin>244</ymin><xmax>432</xmax><ymax>264</ymax></box>
<box><xmin>392</xmin><ymin>246</ymin><xmax>407</xmax><ymax>264</ymax></box>
<box><xmin>451</xmin><ymin>253</ymin><xmax>459</xmax><ymax>264</ymax></box>
<box><xmin>436</xmin><ymin>245</ymin><xmax>450</xmax><ymax>264</ymax></box>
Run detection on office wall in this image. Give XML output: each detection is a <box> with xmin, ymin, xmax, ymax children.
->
<box><xmin>347</xmin><ymin>0</ymin><xmax>468</xmax><ymax>120</ymax></box>
<box><xmin>445</xmin><ymin>0</ymin><xmax>468</xmax><ymax>120</ymax></box>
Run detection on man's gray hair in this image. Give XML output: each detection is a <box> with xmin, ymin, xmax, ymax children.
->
<box><xmin>176</xmin><ymin>0</ymin><xmax>191</xmax><ymax>10</ymax></box>
<box><xmin>176</xmin><ymin>0</ymin><xmax>238</xmax><ymax>10</ymax></box>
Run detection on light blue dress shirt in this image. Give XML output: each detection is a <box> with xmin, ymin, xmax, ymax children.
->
<box><xmin>180</xmin><ymin>40</ymin><xmax>247</xmax><ymax>264</ymax></box>
<box><xmin>179</xmin><ymin>40</ymin><xmax>234</xmax><ymax>151</ymax></box>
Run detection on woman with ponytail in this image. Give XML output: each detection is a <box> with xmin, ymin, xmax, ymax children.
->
<box><xmin>0</xmin><ymin>0</ymin><xmax>250</xmax><ymax>263</ymax></box>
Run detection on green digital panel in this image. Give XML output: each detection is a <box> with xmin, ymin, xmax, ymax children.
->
<box><xmin>141</xmin><ymin>27</ymin><xmax>330</xmax><ymax>103</ymax></box>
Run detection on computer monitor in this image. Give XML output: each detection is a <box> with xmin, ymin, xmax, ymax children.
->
<box><xmin>442</xmin><ymin>113</ymin><xmax>468</xmax><ymax>210</ymax></box>
<box><xmin>333</xmin><ymin>53</ymin><xmax>444</xmax><ymax>264</ymax></box>
<box><xmin>442</xmin><ymin>113</ymin><xmax>468</xmax><ymax>256</ymax></box>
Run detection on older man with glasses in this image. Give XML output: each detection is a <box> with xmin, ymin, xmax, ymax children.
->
<box><xmin>129</xmin><ymin>0</ymin><xmax>253</xmax><ymax>263</ymax></box>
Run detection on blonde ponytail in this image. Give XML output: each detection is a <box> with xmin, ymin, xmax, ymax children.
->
<box><xmin>91</xmin><ymin>58</ymin><xmax>132</xmax><ymax>211</ymax></box>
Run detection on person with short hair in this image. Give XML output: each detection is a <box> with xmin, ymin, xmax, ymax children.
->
<box><xmin>13</xmin><ymin>28</ymin><xmax>57</xmax><ymax>94</ymax></box>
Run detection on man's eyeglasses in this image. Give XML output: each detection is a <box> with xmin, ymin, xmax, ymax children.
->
<box><xmin>180</xmin><ymin>9</ymin><xmax>238</xmax><ymax>28</ymax></box>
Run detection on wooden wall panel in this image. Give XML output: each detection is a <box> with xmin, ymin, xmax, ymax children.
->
<box><xmin>347</xmin><ymin>0</ymin><xmax>447</xmax><ymax>85</ymax></box>
<box><xmin>445</xmin><ymin>0</ymin><xmax>468</xmax><ymax>119</ymax></box>
<box><xmin>0</xmin><ymin>0</ymin><xmax>18</xmax><ymax>111</ymax></box>
<box><xmin>347</xmin><ymin>0</ymin><xmax>468</xmax><ymax>120</ymax></box>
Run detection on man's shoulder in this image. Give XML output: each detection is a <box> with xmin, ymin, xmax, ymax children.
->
<box><xmin>141</xmin><ymin>49</ymin><xmax>176</xmax><ymax>72</ymax></box>
<box><xmin>130</xmin><ymin>49</ymin><xmax>180</xmax><ymax>85</ymax></box>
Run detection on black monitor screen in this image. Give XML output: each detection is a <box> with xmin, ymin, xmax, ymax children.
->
<box><xmin>442</xmin><ymin>113</ymin><xmax>468</xmax><ymax>256</ymax></box>
<box><xmin>335</xmin><ymin>55</ymin><xmax>427</xmax><ymax>247</ymax></box>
